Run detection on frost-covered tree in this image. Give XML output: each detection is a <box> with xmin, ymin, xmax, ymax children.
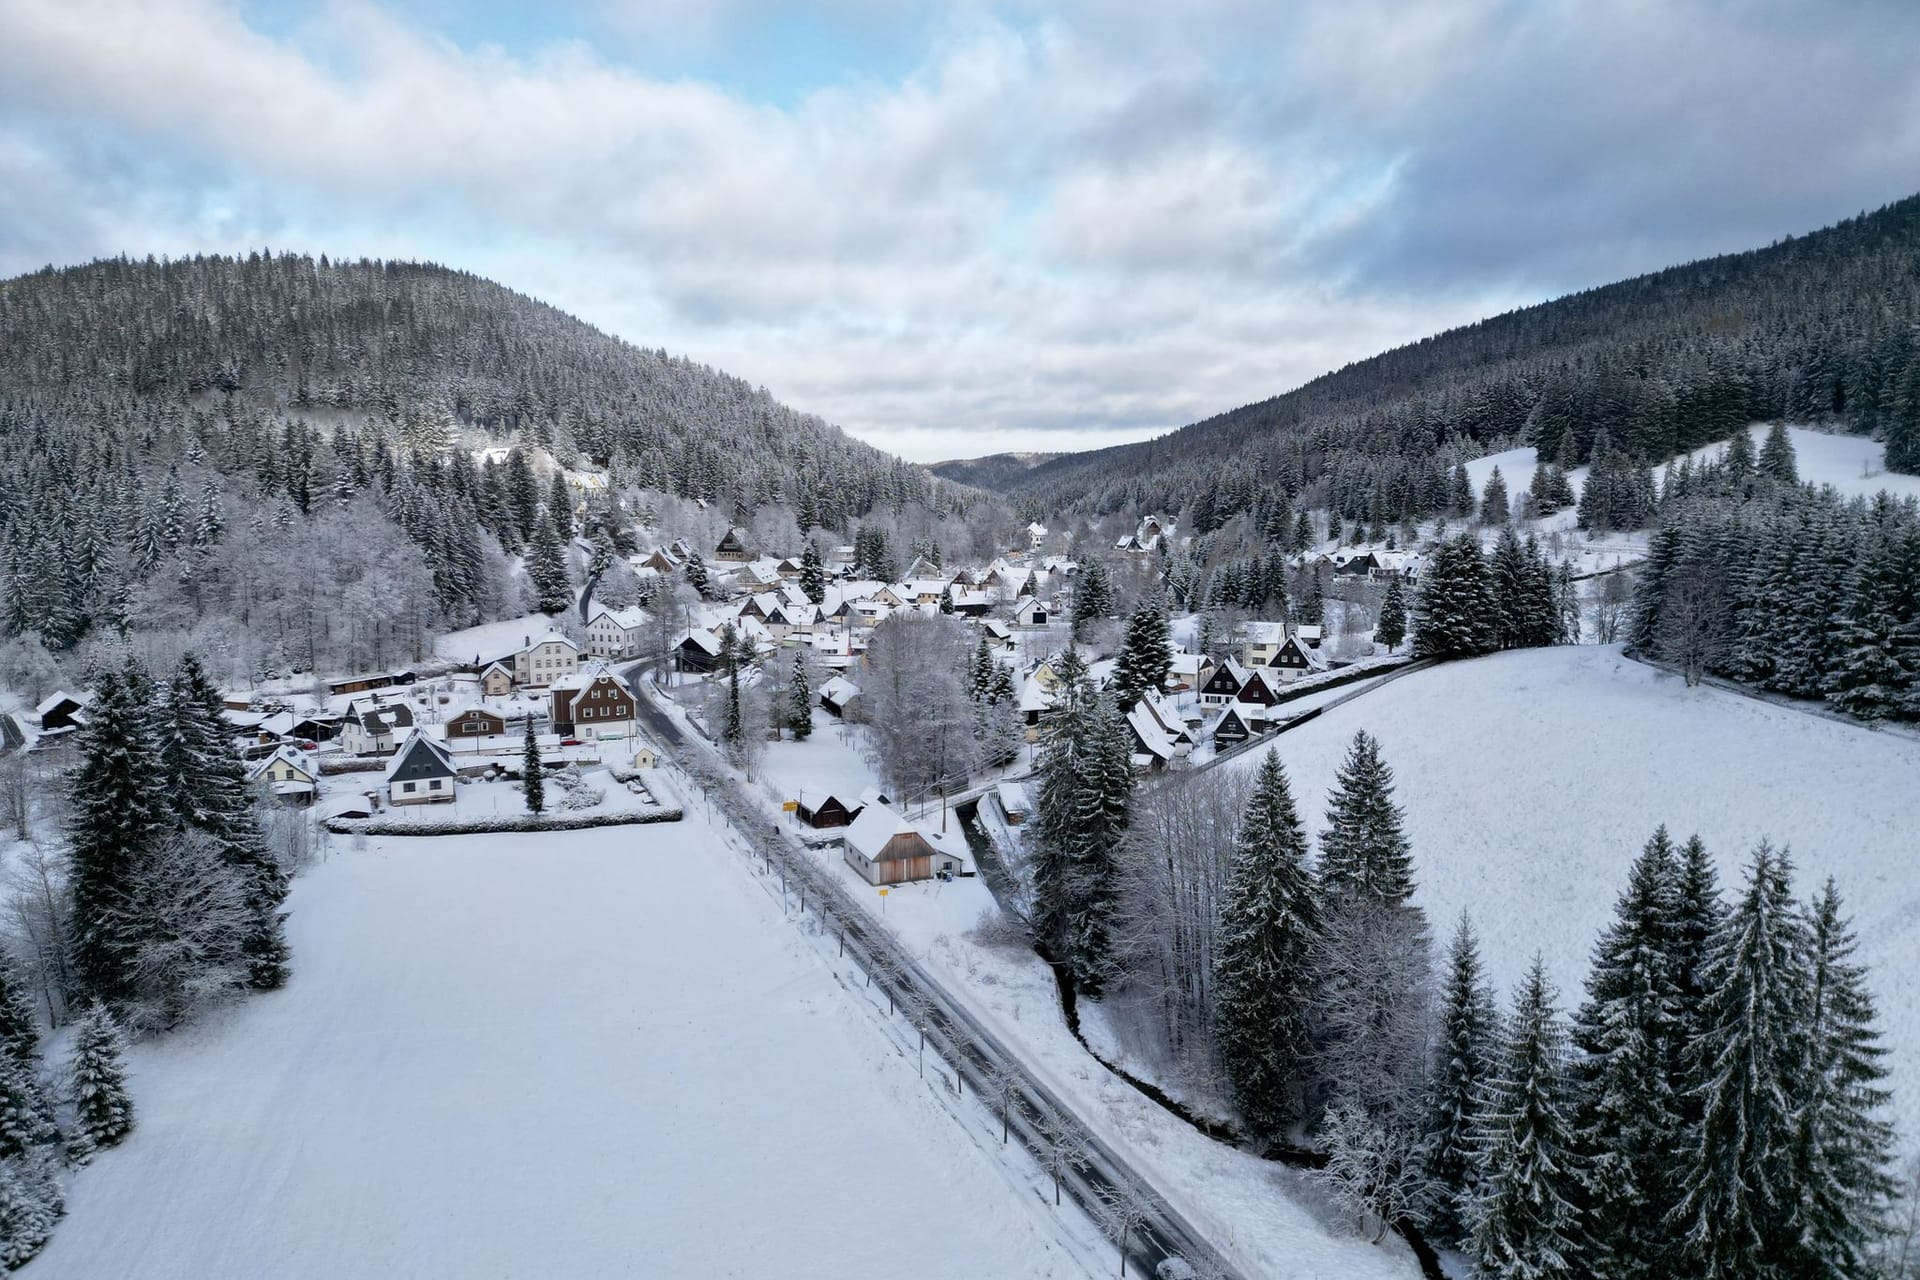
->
<box><xmin>1213</xmin><ymin>752</ymin><xmax>1318</xmax><ymax>1137</ymax></box>
<box><xmin>522</xmin><ymin>718</ymin><xmax>544</xmax><ymax>815</ymax></box>
<box><xmin>1072</xmin><ymin>561</ymin><xmax>1114</xmax><ymax>642</ymax></box>
<box><xmin>798</xmin><ymin>541</ymin><xmax>827</xmax><ymax>604</ymax></box>
<box><xmin>1670</xmin><ymin>842</ymin><xmax>1812</xmax><ymax>1278</ymax></box>
<box><xmin>1111</xmin><ymin>593</ymin><xmax>1173</xmax><ymax>709</ymax></box>
<box><xmin>1481</xmin><ymin>467</ymin><xmax>1510</xmax><ymax>525</ymax></box>
<box><xmin>1470</xmin><ymin>958</ymin><xmax>1583</xmax><ymax>1280</ymax></box>
<box><xmin>67</xmin><ymin>1003</ymin><xmax>133</xmax><ymax>1152</ymax></box>
<box><xmin>787</xmin><ymin>652</ymin><xmax>813</xmax><ymax>741</ymax></box>
<box><xmin>1318</xmin><ymin>731</ymin><xmax>1413</xmax><ymax>906</ymax></box>
<box><xmin>1421</xmin><ymin>914</ymin><xmax>1498</xmax><ymax>1248</ymax></box>
<box><xmin>1413</xmin><ymin>534</ymin><xmax>1494</xmax><ymax>659</ymax></box>
<box><xmin>1376</xmin><ymin>573</ymin><xmax>1408</xmax><ymax>653</ymax></box>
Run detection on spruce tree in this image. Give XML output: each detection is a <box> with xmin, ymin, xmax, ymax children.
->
<box><xmin>1758</xmin><ymin>422</ymin><xmax>1798</xmax><ymax>484</ymax></box>
<box><xmin>68</xmin><ymin>1003</ymin><xmax>133</xmax><ymax>1152</ymax></box>
<box><xmin>1213</xmin><ymin>752</ymin><xmax>1319</xmax><ymax>1137</ymax></box>
<box><xmin>1318</xmin><ymin>730</ymin><xmax>1413</xmax><ymax>906</ymax></box>
<box><xmin>1072</xmin><ymin>562</ymin><xmax>1114</xmax><ymax>641</ymax></box>
<box><xmin>1111</xmin><ymin>594</ymin><xmax>1172</xmax><ymax>709</ymax></box>
<box><xmin>788</xmin><ymin>653</ymin><xmax>812</xmax><ymax>740</ymax></box>
<box><xmin>798</xmin><ymin>541</ymin><xmax>826</xmax><ymax>605</ymax></box>
<box><xmin>1569</xmin><ymin>827</ymin><xmax>1686</xmax><ymax>1280</ymax></box>
<box><xmin>683</xmin><ymin>550</ymin><xmax>713</xmax><ymax>600</ymax></box>
<box><xmin>521</xmin><ymin>719</ymin><xmax>544</xmax><ymax>815</ymax></box>
<box><xmin>163</xmin><ymin>656</ymin><xmax>289</xmax><ymax>989</ymax></box>
<box><xmin>1481</xmin><ymin>466</ymin><xmax>1510</xmax><ymax>525</ymax></box>
<box><xmin>0</xmin><ymin>1160</ymin><xmax>58</xmax><ymax>1269</ymax></box>
<box><xmin>1793</xmin><ymin>878</ymin><xmax>1895</xmax><ymax>1277</ymax></box>
<box><xmin>524</xmin><ymin>515</ymin><xmax>574</xmax><ymax>615</ymax></box>
<box><xmin>66</xmin><ymin>669</ymin><xmax>166</xmax><ymax>1005</ymax></box>
<box><xmin>0</xmin><ymin>962</ymin><xmax>37</xmax><ymax>1065</ymax></box>
<box><xmin>1669</xmin><ymin>842</ymin><xmax>1811</xmax><ymax>1279</ymax></box>
<box><xmin>1376</xmin><ymin>572</ymin><xmax>1408</xmax><ymax>652</ymax></box>
<box><xmin>1470</xmin><ymin>958</ymin><xmax>1583</xmax><ymax>1280</ymax></box>
<box><xmin>1421</xmin><ymin>914</ymin><xmax>1498</xmax><ymax>1248</ymax></box>
<box><xmin>1413</xmin><ymin>533</ymin><xmax>1494</xmax><ymax>659</ymax></box>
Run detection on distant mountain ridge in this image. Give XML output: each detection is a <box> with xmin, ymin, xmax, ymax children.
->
<box><xmin>959</xmin><ymin>194</ymin><xmax>1920</xmax><ymax>526</ymax></box>
<box><xmin>927</xmin><ymin>451</ymin><xmax>1063</xmax><ymax>490</ymax></box>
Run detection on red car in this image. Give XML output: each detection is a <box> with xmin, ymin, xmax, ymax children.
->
<box><xmin>559</xmin><ymin>738</ymin><xmax>583</xmax><ymax>747</ymax></box>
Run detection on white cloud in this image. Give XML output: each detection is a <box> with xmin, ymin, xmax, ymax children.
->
<box><xmin>0</xmin><ymin>0</ymin><xmax>1914</xmax><ymax>462</ymax></box>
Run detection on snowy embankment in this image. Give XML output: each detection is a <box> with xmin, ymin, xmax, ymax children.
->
<box><xmin>27</xmin><ymin>823</ymin><xmax>1092</xmax><ymax>1279</ymax></box>
<box><xmin>1220</xmin><ymin>645</ymin><xmax>1920</xmax><ymax>1136</ymax></box>
<box><xmin>1683</xmin><ymin>423</ymin><xmax>1920</xmax><ymax>502</ymax></box>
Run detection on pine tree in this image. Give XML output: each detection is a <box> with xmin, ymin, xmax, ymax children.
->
<box><xmin>683</xmin><ymin>549</ymin><xmax>713</xmax><ymax>600</ymax></box>
<box><xmin>521</xmin><ymin>718</ymin><xmax>544</xmax><ymax>815</ymax></box>
<box><xmin>1793</xmin><ymin>878</ymin><xmax>1895</xmax><ymax>1277</ymax></box>
<box><xmin>1450</xmin><ymin>462</ymin><xmax>1475</xmax><ymax>517</ymax></box>
<box><xmin>798</xmin><ymin>541</ymin><xmax>826</xmax><ymax>605</ymax></box>
<box><xmin>66</xmin><ymin>669</ymin><xmax>166</xmax><ymax>1004</ymax></box>
<box><xmin>1470</xmin><ymin>958</ymin><xmax>1583</xmax><ymax>1280</ymax></box>
<box><xmin>1376</xmin><ymin>573</ymin><xmax>1408</xmax><ymax>652</ymax></box>
<box><xmin>1111</xmin><ymin>594</ymin><xmax>1172</xmax><ymax>709</ymax></box>
<box><xmin>1318</xmin><ymin>730</ymin><xmax>1413</xmax><ymax>906</ymax></box>
<box><xmin>0</xmin><ymin>1159</ymin><xmax>58</xmax><ymax>1268</ymax></box>
<box><xmin>67</xmin><ymin>1003</ymin><xmax>133</xmax><ymax>1151</ymax></box>
<box><xmin>1421</xmin><ymin>914</ymin><xmax>1498</xmax><ymax>1248</ymax></box>
<box><xmin>1213</xmin><ymin>752</ymin><xmax>1319</xmax><ymax>1137</ymax></box>
<box><xmin>788</xmin><ymin>653</ymin><xmax>812</xmax><ymax>740</ymax></box>
<box><xmin>1569</xmin><ymin>827</ymin><xmax>1686</xmax><ymax>1280</ymax></box>
<box><xmin>1758</xmin><ymin>422</ymin><xmax>1798</xmax><ymax>484</ymax></box>
<box><xmin>1669</xmin><ymin>842</ymin><xmax>1811</xmax><ymax>1279</ymax></box>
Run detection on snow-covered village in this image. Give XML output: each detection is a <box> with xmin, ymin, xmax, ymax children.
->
<box><xmin>1</xmin><ymin>6</ymin><xmax>1919</xmax><ymax>1279</ymax></box>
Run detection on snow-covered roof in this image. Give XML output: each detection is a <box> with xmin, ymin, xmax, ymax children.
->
<box><xmin>34</xmin><ymin>689</ymin><xmax>91</xmax><ymax>716</ymax></box>
<box><xmin>383</xmin><ymin>732</ymin><xmax>456</xmax><ymax>784</ymax></box>
<box><xmin>590</xmin><ymin>604</ymin><xmax>649</xmax><ymax>630</ymax></box>
<box><xmin>844</xmin><ymin>802</ymin><xmax>930</xmax><ymax>862</ymax></box>
<box><xmin>995</xmin><ymin>781</ymin><xmax>1032</xmax><ymax>815</ymax></box>
<box><xmin>819</xmin><ymin>675</ymin><xmax>861</xmax><ymax>704</ymax></box>
<box><xmin>248</xmin><ymin>745</ymin><xmax>317</xmax><ymax>782</ymax></box>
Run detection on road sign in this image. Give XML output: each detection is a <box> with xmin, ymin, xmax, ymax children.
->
<box><xmin>878</xmin><ymin>888</ymin><xmax>889</xmax><ymax>896</ymax></box>
<box><xmin>781</xmin><ymin>800</ymin><xmax>798</xmax><ymax>812</ymax></box>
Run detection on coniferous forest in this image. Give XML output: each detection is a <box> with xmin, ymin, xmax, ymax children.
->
<box><xmin>948</xmin><ymin>195</ymin><xmax>1920</xmax><ymax>529</ymax></box>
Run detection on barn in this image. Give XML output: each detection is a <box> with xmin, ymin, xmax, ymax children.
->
<box><xmin>841</xmin><ymin>802</ymin><xmax>960</xmax><ymax>885</ymax></box>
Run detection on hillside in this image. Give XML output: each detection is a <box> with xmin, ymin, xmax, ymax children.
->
<box><xmin>971</xmin><ymin>195</ymin><xmax>1920</xmax><ymax>526</ymax></box>
<box><xmin>0</xmin><ymin>255</ymin><xmax>1000</xmax><ymax>681</ymax></box>
<box><xmin>1221</xmin><ymin>646</ymin><xmax>1920</xmax><ymax>1132</ymax></box>
<box><xmin>927</xmin><ymin>451</ymin><xmax>1063</xmax><ymax>491</ymax></box>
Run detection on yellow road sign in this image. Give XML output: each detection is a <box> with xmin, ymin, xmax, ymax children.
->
<box><xmin>781</xmin><ymin>800</ymin><xmax>798</xmax><ymax>812</ymax></box>
<box><xmin>878</xmin><ymin>888</ymin><xmax>889</xmax><ymax>896</ymax></box>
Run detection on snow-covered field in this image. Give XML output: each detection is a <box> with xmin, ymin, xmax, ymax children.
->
<box><xmin>28</xmin><ymin>823</ymin><xmax>1092</xmax><ymax>1279</ymax></box>
<box><xmin>1221</xmin><ymin>645</ymin><xmax>1920</xmax><ymax>1135</ymax></box>
<box><xmin>1684</xmin><ymin>422</ymin><xmax>1920</xmax><ymax>503</ymax></box>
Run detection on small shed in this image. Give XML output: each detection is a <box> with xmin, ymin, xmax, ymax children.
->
<box><xmin>795</xmin><ymin>789</ymin><xmax>865</xmax><ymax>830</ymax></box>
<box><xmin>631</xmin><ymin>746</ymin><xmax>659</xmax><ymax>769</ymax></box>
<box><xmin>818</xmin><ymin>676</ymin><xmax>862</xmax><ymax>718</ymax></box>
<box><xmin>993</xmin><ymin>781</ymin><xmax>1031</xmax><ymax>825</ymax></box>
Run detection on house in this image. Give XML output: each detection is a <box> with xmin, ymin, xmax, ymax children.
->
<box><xmin>34</xmin><ymin>690</ymin><xmax>92</xmax><ymax>733</ymax></box>
<box><xmin>975</xmin><ymin>618</ymin><xmax>1016</xmax><ymax>649</ymax></box>
<box><xmin>994</xmin><ymin>781</ymin><xmax>1031</xmax><ymax>825</ymax></box>
<box><xmin>841</xmin><ymin>801</ymin><xmax>961</xmax><ymax>885</ymax></box>
<box><xmin>818</xmin><ymin>675</ymin><xmax>861</xmax><ymax>717</ymax></box>
<box><xmin>1334</xmin><ymin>551</ymin><xmax>1380</xmax><ymax>578</ymax></box>
<box><xmin>248</xmin><ymin>746</ymin><xmax>317</xmax><ymax>803</ymax></box>
<box><xmin>631</xmin><ymin>745</ymin><xmax>659</xmax><ymax>769</ymax></box>
<box><xmin>479</xmin><ymin>661</ymin><xmax>515</xmax><ymax>697</ymax></box>
<box><xmin>640</xmin><ymin>547</ymin><xmax>682</xmax><ymax>575</ymax></box>
<box><xmin>443</xmin><ymin>704</ymin><xmax>509</xmax><ymax>740</ymax></box>
<box><xmin>1265</xmin><ymin>632</ymin><xmax>1328</xmax><ymax>681</ymax></box>
<box><xmin>1235</xmin><ymin>668</ymin><xmax>1285</xmax><ymax>708</ymax></box>
<box><xmin>795</xmin><ymin>789</ymin><xmax>865</xmax><ymax>829</ymax></box>
<box><xmin>1012</xmin><ymin>595</ymin><xmax>1050</xmax><ymax>627</ymax></box>
<box><xmin>1026</xmin><ymin>521</ymin><xmax>1048</xmax><ymax>548</ymax></box>
<box><xmin>714</xmin><ymin>527</ymin><xmax>753</xmax><ymax>562</ymax></box>
<box><xmin>1018</xmin><ymin>674</ymin><xmax>1058</xmax><ymax>735</ymax></box>
<box><xmin>587</xmin><ymin>605</ymin><xmax>650</xmax><ymax>659</ymax></box>
<box><xmin>384</xmin><ymin>732</ymin><xmax>457</xmax><ymax>806</ymax></box>
<box><xmin>327</xmin><ymin>672</ymin><xmax>397</xmax><ymax>697</ymax></box>
<box><xmin>1125</xmin><ymin>695</ymin><xmax>1194</xmax><ymax>771</ymax></box>
<box><xmin>1211</xmin><ymin>703</ymin><xmax>1262</xmax><ymax>749</ymax></box>
<box><xmin>340</xmin><ymin>696</ymin><xmax>416</xmax><ymax>756</ymax></box>
<box><xmin>550</xmin><ymin>664</ymin><xmax>638</xmax><ymax>738</ymax></box>
<box><xmin>1198</xmin><ymin>657</ymin><xmax>1250</xmax><ymax>707</ymax></box>
<box><xmin>1166</xmin><ymin>651</ymin><xmax>1215</xmax><ymax>694</ymax></box>
<box><xmin>677</xmin><ymin>629</ymin><xmax>726</xmax><ymax>674</ymax></box>
<box><xmin>508</xmin><ymin>632</ymin><xmax>581</xmax><ymax>688</ymax></box>
<box><xmin>950</xmin><ymin>588</ymin><xmax>995</xmax><ymax>617</ymax></box>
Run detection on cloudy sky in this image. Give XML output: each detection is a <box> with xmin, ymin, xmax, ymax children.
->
<box><xmin>2</xmin><ymin>1</ymin><xmax>1916</xmax><ymax>462</ymax></box>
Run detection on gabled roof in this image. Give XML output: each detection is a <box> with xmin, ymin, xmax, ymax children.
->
<box><xmin>35</xmin><ymin>690</ymin><xmax>91</xmax><ymax>716</ymax></box>
<box><xmin>590</xmin><ymin>604</ymin><xmax>650</xmax><ymax>630</ymax></box>
<box><xmin>819</xmin><ymin>675</ymin><xmax>861</xmax><ymax>704</ymax></box>
<box><xmin>249</xmin><ymin>745</ymin><xmax>316</xmax><ymax>783</ymax></box>
<box><xmin>844</xmin><ymin>801</ymin><xmax>931</xmax><ymax>862</ymax></box>
<box><xmin>384</xmin><ymin>732</ymin><xmax>456</xmax><ymax>784</ymax></box>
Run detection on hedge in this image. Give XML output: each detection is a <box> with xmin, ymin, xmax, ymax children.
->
<box><xmin>324</xmin><ymin>806</ymin><xmax>684</xmax><ymax>836</ymax></box>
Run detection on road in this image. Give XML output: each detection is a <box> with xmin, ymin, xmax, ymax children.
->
<box><xmin>618</xmin><ymin>659</ymin><xmax>1242</xmax><ymax>1280</ymax></box>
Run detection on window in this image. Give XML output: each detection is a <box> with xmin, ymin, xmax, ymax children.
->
<box><xmin>429</xmin><ymin>779</ymin><xmax>442</xmax><ymax>789</ymax></box>
<box><xmin>403</xmin><ymin>782</ymin><xmax>416</xmax><ymax>793</ymax></box>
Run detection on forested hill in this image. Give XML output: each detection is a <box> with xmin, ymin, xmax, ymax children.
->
<box><xmin>926</xmin><ymin>451</ymin><xmax>1063</xmax><ymax>490</ymax></box>
<box><xmin>0</xmin><ymin>254</ymin><xmax>962</xmax><ymax>522</ymax></box>
<box><xmin>980</xmin><ymin>194</ymin><xmax>1920</xmax><ymax>525</ymax></box>
<box><xmin>0</xmin><ymin>253</ymin><xmax>992</xmax><ymax>684</ymax></box>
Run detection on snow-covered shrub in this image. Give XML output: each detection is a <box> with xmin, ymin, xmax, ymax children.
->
<box><xmin>551</xmin><ymin>765</ymin><xmax>606</xmax><ymax>812</ymax></box>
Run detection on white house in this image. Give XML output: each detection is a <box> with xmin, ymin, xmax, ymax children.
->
<box><xmin>248</xmin><ymin>746</ymin><xmax>317</xmax><ymax>803</ymax></box>
<box><xmin>841</xmin><ymin>801</ymin><xmax>963</xmax><ymax>885</ymax></box>
<box><xmin>1025</xmin><ymin>521</ymin><xmax>1049</xmax><ymax>548</ymax></box>
<box><xmin>586</xmin><ymin>605</ymin><xmax>650</xmax><ymax>660</ymax></box>
<box><xmin>509</xmin><ymin>631</ymin><xmax>581</xmax><ymax>687</ymax></box>
<box><xmin>1012</xmin><ymin>595</ymin><xmax>1050</xmax><ymax>628</ymax></box>
<box><xmin>340</xmin><ymin>695</ymin><xmax>416</xmax><ymax>756</ymax></box>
